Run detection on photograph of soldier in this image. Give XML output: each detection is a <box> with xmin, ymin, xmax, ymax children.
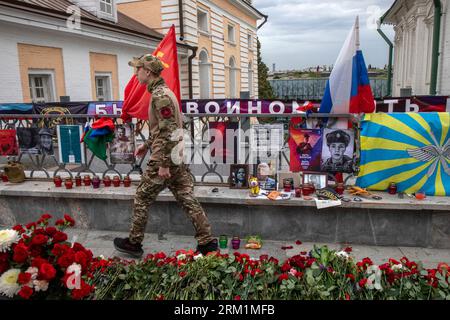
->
<box><xmin>230</xmin><ymin>164</ymin><xmax>249</xmax><ymax>189</ymax></box>
<box><xmin>296</xmin><ymin>133</ymin><xmax>313</xmax><ymax>155</ymax></box>
<box><xmin>17</xmin><ymin>127</ymin><xmax>40</xmax><ymax>154</ymax></box>
<box><xmin>110</xmin><ymin>124</ymin><xmax>135</xmax><ymax>164</ymax></box>
<box><xmin>321</xmin><ymin>129</ymin><xmax>354</xmax><ymax>173</ymax></box>
<box><xmin>38</xmin><ymin>128</ymin><xmax>54</xmax><ymax>155</ymax></box>
<box><xmin>303</xmin><ymin>172</ymin><xmax>328</xmax><ymax>190</ymax></box>
<box><xmin>113</xmin><ymin>54</ymin><xmax>217</xmax><ymax>258</ymax></box>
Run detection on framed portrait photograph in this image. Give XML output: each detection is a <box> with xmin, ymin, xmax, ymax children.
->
<box><xmin>303</xmin><ymin>172</ymin><xmax>328</xmax><ymax>190</ymax></box>
<box><xmin>321</xmin><ymin>128</ymin><xmax>355</xmax><ymax>173</ymax></box>
<box><xmin>109</xmin><ymin>123</ymin><xmax>136</xmax><ymax>164</ymax></box>
<box><xmin>57</xmin><ymin>125</ymin><xmax>85</xmax><ymax>164</ymax></box>
<box><xmin>230</xmin><ymin>164</ymin><xmax>249</xmax><ymax>189</ymax></box>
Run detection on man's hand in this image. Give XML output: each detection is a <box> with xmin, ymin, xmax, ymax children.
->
<box><xmin>134</xmin><ymin>144</ymin><xmax>148</xmax><ymax>159</ymax></box>
<box><xmin>158</xmin><ymin>167</ymin><xmax>171</xmax><ymax>179</ymax></box>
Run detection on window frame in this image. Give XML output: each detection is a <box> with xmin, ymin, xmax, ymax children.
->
<box><xmin>227</xmin><ymin>24</ymin><xmax>236</xmax><ymax>44</ymax></box>
<box><xmin>94</xmin><ymin>72</ymin><xmax>113</xmax><ymax>102</ymax></box>
<box><xmin>28</xmin><ymin>70</ymin><xmax>56</xmax><ymax>103</ymax></box>
<box><xmin>197</xmin><ymin>8</ymin><xmax>210</xmax><ymax>34</ymax></box>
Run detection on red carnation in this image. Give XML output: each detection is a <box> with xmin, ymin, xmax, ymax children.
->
<box><xmin>13</xmin><ymin>225</ymin><xmax>25</xmax><ymax>234</ymax></box>
<box><xmin>234</xmin><ymin>295</ymin><xmax>241</xmax><ymax>300</ymax></box>
<box><xmin>26</xmin><ymin>222</ymin><xmax>36</xmax><ymax>230</ymax></box>
<box><xmin>53</xmin><ymin>231</ymin><xmax>68</xmax><ymax>243</ymax></box>
<box><xmin>64</xmin><ymin>215</ymin><xmax>75</xmax><ymax>227</ymax></box>
<box><xmin>41</xmin><ymin>214</ymin><xmax>52</xmax><ymax>220</ymax></box>
<box><xmin>13</xmin><ymin>243</ymin><xmax>29</xmax><ymax>264</ymax></box>
<box><xmin>30</xmin><ymin>246</ymin><xmax>43</xmax><ymax>258</ymax></box>
<box><xmin>39</xmin><ymin>263</ymin><xmax>56</xmax><ymax>281</ymax></box>
<box><xmin>31</xmin><ymin>257</ymin><xmax>49</xmax><ymax>268</ymax></box>
<box><xmin>72</xmin><ymin>243</ymin><xmax>86</xmax><ymax>252</ymax></box>
<box><xmin>71</xmin><ymin>280</ymin><xmax>93</xmax><ymax>300</ymax></box>
<box><xmin>57</xmin><ymin>252</ymin><xmax>75</xmax><ymax>269</ymax></box>
<box><xmin>45</xmin><ymin>227</ymin><xmax>57</xmax><ymax>237</ymax></box>
<box><xmin>18</xmin><ymin>272</ymin><xmax>32</xmax><ymax>285</ymax></box>
<box><xmin>31</xmin><ymin>234</ymin><xmax>49</xmax><ymax>246</ymax></box>
<box><xmin>345</xmin><ymin>274</ymin><xmax>355</xmax><ymax>281</ymax></box>
<box><xmin>278</xmin><ymin>273</ymin><xmax>289</xmax><ymax>282</ymax></box>
<box><xmin>51</xmin><ymin>243</ymin><xmax>70</xmax><ymax>257</ymax></box>
<box><xmin>75</xmin><ymin>251</ymin><xmax>88</xmax><ymax>270</ymax></box>
<box><xmin>55</xmin><ymin>219</ymin><xmax>65</xmax><ymax>227</ymax></box>
<box><xmin>359</xmin><ymin>278</ymin><xmax>368</xmax><ymax>288</ymax></box>
<box><xmin>259</xmin><ymin>254</ymin><xmax>269</xmax><ymax>262</ymax></box>
<box><xmin>155</xmin><ymin>252</ymin><xmax>166</xmax><ymax>260</ymax></box>
<box><xmin>269</xmin><ymin>257</ymin><xmax>279</xmax><ymax>265</ymax></box>
<box><xmin>18</xmin><ymin>286</ymin><xmax>34</xmax><ymax>300</ymax></box>
<box><xmin>281</xmin><ymin>262</ymin><xmax>291</xmax><ymax>272</ymax></box>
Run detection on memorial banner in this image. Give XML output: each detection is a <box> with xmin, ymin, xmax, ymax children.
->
<box><xmin>33</xmin><ymin>102</ymin><xmax>88</xmax><ymax>129</ymax></box>
<box><xmin>87</xmin><ymin>101</ymin><xmax>123</xmax><ymax>116</ymax></box>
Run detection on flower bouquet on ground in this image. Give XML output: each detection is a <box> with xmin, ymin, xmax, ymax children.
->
<box><xmin>245</xmin><ymin>235</ymin><xmax>262</xmax><ymax>249</ymax></box>
<box><xmin>0</xmin><ymin>214</ymin><xmax>97</xmax><ymax>300</ymax></box>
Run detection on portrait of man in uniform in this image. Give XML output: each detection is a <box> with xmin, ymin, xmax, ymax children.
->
<box><xmin>17</xmin><ymin>127</ymin><xmax>40</xmax><ymax>154</ymax></box>
<box><xmin>321</xmin><ymin>129</ymin><xmax>354</xmax><ymax>173</ymax></box>
<box><xmin>110</xmin><ymin>124</ymin><xmax>135</xmax><ymax>164</ymax></box>
<box><xmin>38</xmin><ymin>128</ymin><xmax>54</xmax><ymax>155</ymax></box>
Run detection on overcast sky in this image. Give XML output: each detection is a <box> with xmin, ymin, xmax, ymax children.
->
<box><xmin>253</xmin><ymin>0</ymin><xmax>395</xmax><ymax>71</ymax></box>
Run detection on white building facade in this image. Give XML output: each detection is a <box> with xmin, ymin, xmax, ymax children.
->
<box><xmin>0</xmin><ymin>0</ymin><xmax>189</xmax><ymax>103</ymax></box>
<box><xmin>382</xmin><ymin>0</ymin><xmax>450</xmax><ymax>96</ymax></box>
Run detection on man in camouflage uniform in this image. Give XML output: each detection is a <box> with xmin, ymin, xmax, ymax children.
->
<box><xmin>114</xmin><ymin>54</ymin><xmax>217</xmax><ymax>258</ymax></box>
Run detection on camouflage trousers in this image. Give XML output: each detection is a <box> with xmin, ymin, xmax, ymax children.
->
<box><xmin>129</xmin><ymin>161</ymin><xmax>213</xmax><ymax>245</ymax></box>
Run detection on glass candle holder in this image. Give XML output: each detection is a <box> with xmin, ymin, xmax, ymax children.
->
<box><xmin>103</xmin><ymin>176</ymin><xmax>111</xmax><ymax>187</ymax></box>
<box><xmin>113</xmin><ymin>176</ymin><xmax>121</xmax><ymax>187</ymax></box>
<box><xmin>335</xmin><ymin>183</ymin><xmax>345</xmax><ymax>195</ymax></box>
<box><xmin>75</xmin><ymin>176</ymin><xmax>82</xmax><ymax>187</ymax></box>
<box><xmin>388</xmin><ymin>182</ymin><xmax>398</xmax><ymax>195</ymax></box>
<box><xmin>295</xmin><ymin>187</ymin><xmax>302</xmax><ymax>198</ymax></box>
<box><xmin>83</xmin><ymin>175</ymin><xmax>91</xmax><ymax>186</ymax></box>
<box><xmin>54</xmin><ymin>175</ymin><xmax>62</xmax><ymax>188</ymax></box>
<box><xmin>92</xmin><ymin>176</ymin><xmax>101</xmax><ymax>189</ymax></box>
<box><xmin>64</xmin><ymin>178</ymin><xmax>73</xmax><ymax>190</ymax></box>
<box><xmin>231</xmin><ymin>236</ymin><xmax>241</xmax><ymax>250</ymax></box>
<box><xmin>123</xmin><ymin>176</ymin><xmax>131</xmax><ymax>187</ymax></box>
<box><xmin>219</xmin><ymin>235</ymin><xmax>228</xmax><ymax>249</ymax></box>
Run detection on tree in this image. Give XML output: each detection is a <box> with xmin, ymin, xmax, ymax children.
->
<box><xmin>257</xmin><ymin>38</ymin><xmax>275</xmax><ymax>99</ymax></box>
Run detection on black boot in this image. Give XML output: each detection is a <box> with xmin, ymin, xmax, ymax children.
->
<box><xmin>197</xmin><ymin>238</ymin><xmax>218</xmax><ymax>255</ymax></box>
<box><xmin>113</xmin><ymin>237</ymin><xmax>144</xmax><ymax>258</ymax></box>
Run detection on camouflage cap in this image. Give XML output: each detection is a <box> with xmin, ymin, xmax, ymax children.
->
<box><xmin>128</xmin><ymin>54</ymin><xmax>164</xmax><ymax>75</ymax></box>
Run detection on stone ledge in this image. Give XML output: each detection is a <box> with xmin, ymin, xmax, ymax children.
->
<box><xmin>0</xmin><ymin>180</ymin><xmax>449</xmax><ymax>211</ymax></box>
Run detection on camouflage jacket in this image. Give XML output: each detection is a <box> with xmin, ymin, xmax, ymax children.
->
<box><xmin>144</xmin><ymin>77</ymin><xmax>183</xmax><ymax>167</ymax></box>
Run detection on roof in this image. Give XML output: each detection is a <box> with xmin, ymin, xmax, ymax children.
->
<box><xmin>0</xmin><ymin>0</ymin><xmax>164</xmax><ymax>40</ymax></box>
<box><xmin>380</xmin><ymin>0</ymin><xmax>402</xmax><ymax>25</ymax></box>
<box><xmin>240</xmin><ymin>0</ymin><xmax>267</xmax><ymax>19</ymax></box>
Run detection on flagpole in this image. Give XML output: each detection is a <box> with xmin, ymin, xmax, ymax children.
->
<box><xmin>355</xmin><ymin>16</ymin><xmax>360</xmax><ymax>50</ymax></box>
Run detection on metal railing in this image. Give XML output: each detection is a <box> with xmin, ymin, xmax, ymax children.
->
<box><xmin>0</xmin><ymin>113</ymin><xmax>361</xmax><ymax>185</ymax></box>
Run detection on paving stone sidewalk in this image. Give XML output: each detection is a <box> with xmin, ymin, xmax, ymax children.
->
<box><xmin>65</xmin><ymin>229</ymin><xmax>450</xmax><ymax>268</ymax></box>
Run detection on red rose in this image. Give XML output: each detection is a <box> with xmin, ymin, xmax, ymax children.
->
<box><xmin>269</xmin><ymin>257</ymin><xmax>279</xmax><ymax>265</ymax></box>
<box><xmin>18</xmin><ymin>272</ymin><xmax>32</xmax><ymax>285</ymax></box>
<box><xmin>45</xmin><ymin>227</ymin><xmax>57</xmax><ymax>237</ymax></box>
<box><xmin>64</xmin><ymin>215</ymin><xmax>75</xmax><ymax>227</ymax></box>
<box><xmin>41</xmin><ymin>214</ymin><xmax>52</xmax><ymax>220</ymax></box>
<box><xmin>13</xmin><ymin>243</ymin><xmax>29</xmax><ymax>263</ymax></box>
<box><xmin>39</xmin><ymin>263</ymin><xmax>56</xmax><ymax>281</ymax></box>
<box><xmin>259</xmin><ymin>255</ymin><xmax>269</xmax><ymax>262</ymax></box>
<box><xmin>278</xmin><ymin>273</ymin><xmax>289</xmax><ymax>282</ymax></box>
<box><xmin>52</xmin><ymin>231</ymin><xmax>68</xmax><ymax>243</ymax></box>
<box><xmin>57</xmin><ymin>252</ymin><xmax>75</xmax><ymax>268</ymax></box>
<box><xmin>31</xmin><ymin>234</ymin><xmax>49</xmax><ymax>246</ymax></box>
<box><xmin>155</xmin><ymin>252</ymin><xmax>166</xmax><ymax>260</ymax></box>
<box><xmin>55</xmin><ymin>219</ymin><xmax>65</xmax><ymax>227</ymax></box>
<box><xmin>18</xmin><ymin>286</ymin><xmax>34</xmax><ymax>300</ymax></box>
<box><xmin>31</xmin><ymin>257</ymin><xmax>49</xmax><ymax>268</ymax></box>
<box><xmin>71</xmin><ymin>280</ymin><xmax>93</xmax><ymax>300</ymax></box>
<box><xmin>30</xmin><ymin>246</ymin><xmax>43</xmax><ymax>258</ymax></box>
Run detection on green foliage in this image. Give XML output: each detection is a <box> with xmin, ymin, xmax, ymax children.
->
<box><xmin>257</xmin><ymin>38</ymin><xmax>275</xmax><ymax>100</ymax></box>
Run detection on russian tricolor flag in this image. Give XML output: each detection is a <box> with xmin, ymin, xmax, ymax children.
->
<box><xmin>320</xmin><ymin>17</ymin><xmax>375</xmax><ymax>120</ymax></box>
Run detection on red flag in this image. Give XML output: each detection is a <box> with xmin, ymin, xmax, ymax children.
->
<box><xmin>121</xmin><ymin>25</ymin><xmax>181</xmax><ymax>122</ymax></box>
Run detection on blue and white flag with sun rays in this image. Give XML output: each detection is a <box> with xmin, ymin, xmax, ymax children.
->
<box><xmin>356</xmin><ymin>113</ymin><xmax>450</xmax><ymax>196</ymax></box>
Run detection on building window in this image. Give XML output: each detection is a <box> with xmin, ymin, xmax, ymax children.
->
<box><xmin>99</xmin><ymin>0</ymin><xmax>113</xmax><ymax>15</ymax></box>
<box><xmin>248</xmin><ymin>33</ymin><xmax>253</xmax><ymax>50</ymax></box>
<box><xmin>28</xmin><ymin>73</ymin><xmax>54</xmax><ymax>103</ymax></box>
<box><xmin>197</xmin><ymin>9</ymin><xmax>209</xmax><ymax>33</ymax></box>
<box><xmin>199</xmin><ymin>50</ymin><xmax>211</xmax><ymax>99</ymax></box>
<box><xmin>229</xmin><ymin>56</ymin><xmax>237</xmax><ymax>98</ymax></box>
<box><xmin>228</xmin><ymin>24</ymin><xmax>236</xmax><ymax>43</ymax></box>
<box><xmin>95</xmin><ymin>74</ymin><xmax>112</xmax><ymax>101</ymax></box>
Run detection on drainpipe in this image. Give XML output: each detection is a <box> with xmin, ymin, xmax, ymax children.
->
<box><xmin>430</xmin><ymin>0</ymin><xmax>442</xmax><ymax>95</ymax></box>
<box><xmin>377</xmin><ymin>19</ymin><xmax>393</xmax><ymax>97</ymax></box>
<box><xmin>257</xmin><ymin>14</ymin><xmax>268</xmax><ymax>30</ymax></box>
<box><xmin>188</xmin><ymin>46</ymin><xmax>198</xmax><ymax>99</ymax></box>
<box><xmin>178</xmin><ymin>0</ymin><xmax>185</xmax><ymax>41</ymax></box>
